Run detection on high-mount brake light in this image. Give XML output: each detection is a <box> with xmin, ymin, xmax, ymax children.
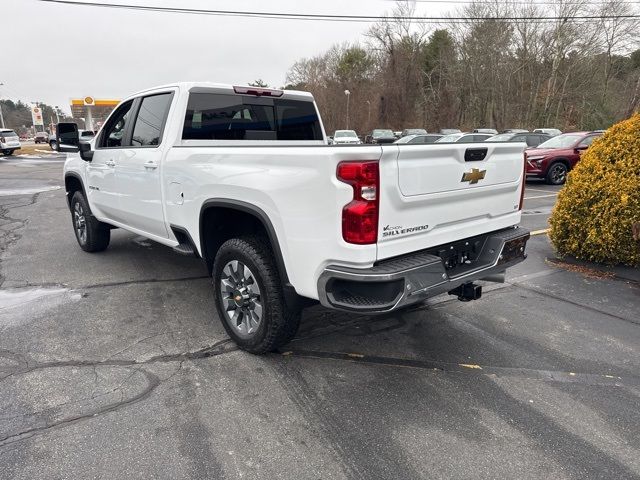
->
<box><xmin>233</xmin><ymin>86</ymin><xmax>284</xmax><ymax>97</ymax></box>
<box><xmin>337</xmin><ymin>161</ymin><xmax>379</xmax><ymax>245</ymax></box>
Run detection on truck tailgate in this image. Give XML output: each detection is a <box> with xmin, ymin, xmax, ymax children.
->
<box><xmin>377</xmin><ymin>143</ymin><xmax>525</xmax><ymax>261</ymax></box>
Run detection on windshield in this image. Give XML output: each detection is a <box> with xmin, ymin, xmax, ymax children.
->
<box><xmin>1</xmin><ymin>130</ymin><xmax>18</xmax><ymax>138</ymax></box>
<box><xmin>537</xmin><ymin>133</ymin><xmax>582</xmax><ymax>149</ymax></box>
<box><xmin>373</xmin><ymin>129</ymin><xmax>394</xmax><ymax>137</ymax></box>
<box><xmin>334</xmin><ymin>130</ymin><xmax>357</xmax><ymax>138</ymax></box>
<box><xmin>436</xmin><ymin>133</ymin><xmax>463</xmax><ymax>143</ymax></box>
<box><xmin>486</xmin><ymin>134</ymin><xmax>513</xmax><ymax>142</ymax></box>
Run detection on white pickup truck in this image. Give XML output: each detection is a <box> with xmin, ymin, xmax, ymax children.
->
<box><xmin>61</xmin><ymin>82</ymin><xmax>529</xmax><ymax>353</ymax></box>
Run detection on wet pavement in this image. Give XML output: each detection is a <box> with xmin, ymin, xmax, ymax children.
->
<box><xmin>0</xmin><ymin>154</ymin><xmax>638</xmax><ymax>479</ymax></box>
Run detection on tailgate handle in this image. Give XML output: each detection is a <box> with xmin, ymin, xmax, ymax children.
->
<box><xmin>465</xmin><ymin>148</ymin><xmax>488</xmax><ymax>162</ymax></box>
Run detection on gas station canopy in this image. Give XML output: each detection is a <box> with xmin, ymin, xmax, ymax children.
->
<box><xmin>70</xmin><ymin>97</ymin><xmax>120</xmax><ymax>131</ymax></box>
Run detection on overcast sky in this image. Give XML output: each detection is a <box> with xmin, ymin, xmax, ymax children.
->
<box><xmin>3</xmin><ymin>0</ymin><xmax>450</xmax><ymax>114</ymax></box>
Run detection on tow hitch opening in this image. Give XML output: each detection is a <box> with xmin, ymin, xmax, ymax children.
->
<box><xmin>448</xmin><ymin>283</ymin><xmax>482</xmax><ymax>302</ymax></box>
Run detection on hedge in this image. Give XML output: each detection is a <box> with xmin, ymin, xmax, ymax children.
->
<box><xmin>548</xmin><ymin>113</ymin><xmax>640</xmax><ymax>266</ymax></box>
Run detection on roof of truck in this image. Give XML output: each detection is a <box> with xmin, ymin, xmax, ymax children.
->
<box><xmin>130</xmin><ymin>82</ymin><xmax>313</xmax><ymax>100</ymax></box>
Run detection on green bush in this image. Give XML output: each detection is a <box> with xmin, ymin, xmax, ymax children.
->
<box><xmin>548</xmin><ymin>113</ymin><xmax>640</xmax><ymax>266</ymax></box>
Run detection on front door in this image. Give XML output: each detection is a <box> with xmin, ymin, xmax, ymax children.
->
<box><xmin>115</xmin><ymin>92</ymin><xmax>174</xmax><ymax>238</ymax></box>
<box><xmin>87</xmin><ymin>100</ymin><xmax>134</xmax><ymax>222</ymax></box>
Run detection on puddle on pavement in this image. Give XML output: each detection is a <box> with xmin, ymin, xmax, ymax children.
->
<box><xmin>0</xmin><ymin>185</ymin><xmax>61</xmax><ymax>196</ymax></box>
<box><xmin>0</xmin><ymin>287</ymin><xmax>82</xmax><ymax>328</ymax></box>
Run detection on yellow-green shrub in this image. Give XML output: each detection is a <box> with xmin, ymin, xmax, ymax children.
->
<box><xmin>548</xmin><ymin>113</ymin><xmax>640</xmax><ymax>266</ymax></box>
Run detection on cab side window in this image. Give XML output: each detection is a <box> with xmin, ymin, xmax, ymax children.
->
<box><xmin>131</xmin><ymin>93</ymin><xmax>173</xmax><ymax>147</ymax></box>
<box><xmin>100</xmin><ymin>100</ymin><xmax>133</xmax><ymax>148</ymax></box>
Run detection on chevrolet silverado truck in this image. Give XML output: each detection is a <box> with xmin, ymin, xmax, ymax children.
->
<box><xmin>60</xmin><ymin>82</ymin><xmax>530</xmax><ymax>353</ymax></box>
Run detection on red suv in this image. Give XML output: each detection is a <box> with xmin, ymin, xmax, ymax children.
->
<box><xmin>525</xmin><ymin>131</ymin><xmax>602</xmax><ymax>185</ymax></box>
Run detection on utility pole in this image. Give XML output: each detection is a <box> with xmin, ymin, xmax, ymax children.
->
<box><xmin>345</xmin><ymin>89</ymin><xmax>351</xmax><ymax>130</ymax></box>
<box><xmin>0</xmin><ymin>82</ymin><xmax>5</xmax><ymax>128</ymax></box>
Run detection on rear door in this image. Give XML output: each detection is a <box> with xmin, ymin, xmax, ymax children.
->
<box><xmin>115</xmin><ymin>91</ymin><xmax>174</xmax><ymax>238</ymax></box>
<box><xmin>377</xmin><ymin>142</ymin><xmax>525</xmax><ymax>260</ymax></box>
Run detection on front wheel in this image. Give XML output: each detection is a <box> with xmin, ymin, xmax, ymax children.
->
<box><xmin>213</xmin><ymin>236</ymin><xmax>301</xmax><ymax>354</ymax></box>
<box><xmin>546</xmin><ymin>162</ymin><xmax>568</xmax><ymax>185</ymax></box>
<box><xmin>2</xmin><ymin>149</ymin><xmax>13</xmax><ymax>156</ymax></box>
<box><xmin>70</xmin><ymin>191</ymin><xmax>110</xmax><ymax>252</ymax></box>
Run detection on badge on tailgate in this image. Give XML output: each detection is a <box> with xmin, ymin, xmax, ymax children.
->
<box><xmin>461</xmin><ymin>168</ymin><xmax>486</xmax><ymax>184</ymax></box>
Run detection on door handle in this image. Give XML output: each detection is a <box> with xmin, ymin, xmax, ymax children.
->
<box><xmin>144</xmin><ymin>161</ymin><xmax>158</xmax><ymax>170</ymax></box>
<box><xmin>105</xmin><ymin>159</ymin><xmax>116</xmax><ymax>167</ymax></box>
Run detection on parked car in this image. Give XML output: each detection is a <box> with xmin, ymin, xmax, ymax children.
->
<box><xmin>34</xmin><ymin>131</ymin><xmax>49</xmax><ymax>144</ymax></box>
<box><xmin>525</xmin><ymin>131</ymin><xmax>602</xmax><ymax>185</ymax></box>
<box><xmin>436</xmin><ymin>132</ymin><xmax>493</xmax><ymax>143</ymax></box>
<box><xmin>393</xmin><ymin>131</ymin><xmax>402</xmax><ymax>138</ymax></box>
<box><xmin>60</xmin><ymin>82</ymin><xmax>529</xmax><ymax>354</ymax></box>
<box><xmin>365</xmin><ymin>129</ymin><xmax>397</xmax><ymax>144</ymax></box>
<box><xmin>501</xmin><ymin>129</ymin><xmax>528</xmax><ymax>134</ymax></box>
<box><xmin>0</xmin><ymin>128</ymin><xmax>21</xmax><ymax>156</ymax></box>
<box><xmin>50</xmin><ymin>129</ymin><xmax>94</xmax><ymax>151</ymax></box>
<box><xmin>473</xmin><ymin>128</ymin><xmax>499</xmax><ymax>135</ymax></box>
<box><xmin>401</xmin><ymin>128</ymin><xmax>428</xmax><ymax>137</ymax></box>
<box><xmin>439</xmin><ymin>128</ymin><xmax>461</xmax><ymax>135</ymax></box>
<box><xmin>395</xmin><ymin>134</ymin><xmax>443</xmax><ymax>144</ymax></box>
<box><xmin>332</xmin><ymin>130</ymin><xmax>362</xmax><ymax>145</ymax></box>
<box><xmin>533</xmin><ymin>128</ymin><xmax>562</xmax><ymax>137</ymax></box>
<box><xmin>486</xmin><ymin>132</ymin><xmax>550</xmax><ymax>148</ymax></box>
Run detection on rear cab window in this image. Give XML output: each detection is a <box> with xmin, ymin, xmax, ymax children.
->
<box><xmin>182</xmin><ymin>92</ymin><xmax>322</xmax><ymax>141</ymax></box>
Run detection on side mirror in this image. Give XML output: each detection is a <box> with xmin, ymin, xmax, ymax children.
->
<box><xmin>79</xmin><ymin>141</ymin><xmax>93</xmax><ymax>162</ymax></box>
<box><xmin>56</xmin><ymin>122</ymin><xmax>79</xmax><ymax>152</ymax></box>
<box><xmin>575</xmin><ymin>145</ymin><xmax>588</xmax><ymax>153</ymax></box>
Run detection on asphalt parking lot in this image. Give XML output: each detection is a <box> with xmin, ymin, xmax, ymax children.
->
<box><xmin>0</xmin><ymin>153</ymin><xmax>638</xmax><ymax>479</ymax></box>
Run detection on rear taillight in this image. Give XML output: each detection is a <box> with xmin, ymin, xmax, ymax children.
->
<box><xmin>337</xmin><ymin>161</ymin><xmax>379</xmax><ymax>244</ymax></box>
<box><xmin>519</xmin><ymin>153</ymin><xmax>526</xmax><ymax>210</ymax></box>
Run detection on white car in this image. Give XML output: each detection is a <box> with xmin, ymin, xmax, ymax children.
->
<box><xmin>62</xmin><ymin>82</ymin><xmax>529</xmax><ymax>353</ymax></box>
<box><xmin>436</xmin><ymin>132</ymin><xmax>493</xmax><ymax>143</ymax></box>
<box><xmin>533</xmin><ymin>128</ymin><xmax>562</xmax><ymax>137</ymax></box>
<box><xmin>0</xmin><ymin>128</ymin><xmax>21</xmax><ymax>156</ymax></box>
<box><xmin>332</xmin><ymin>130</ymin><xmax>361</xmax><ymax>145</ymax></box>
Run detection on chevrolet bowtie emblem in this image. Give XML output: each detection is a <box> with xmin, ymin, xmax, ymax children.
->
<box><xmin>461</xmin><ymin>168</ymin><xmax>486</xmax><ymax>184</ymax></box>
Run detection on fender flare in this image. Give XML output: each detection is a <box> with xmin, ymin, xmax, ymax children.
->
<box><xmin>64</xmin><ymin>171</ymin><xmax>86</xmax><ymax>209</ymax></box>
<box><xmin>199</xmin><ymin>198</ymin><xmax>290</xmax><ymax>286</ymax></box>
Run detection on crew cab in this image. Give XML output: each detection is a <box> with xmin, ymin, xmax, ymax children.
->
<box><xmin>525</xmin><ymin>131</ymin><xmax>602</xmax><ymax>185</ymax></box>
<box><xmin>61</xmin><ymin>82</ymin><xmax>530</xmax><ymax>353</ymax></box>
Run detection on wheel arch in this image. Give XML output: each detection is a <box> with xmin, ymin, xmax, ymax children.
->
<box><xmin>64</xmin><ymin>172</ymin><xmax>86</xmax><ymax>210</ymax></box>
<box><xmin>199</xmin><ymin>199</ymin><xmax>290</xmax><ymax>286</ymax></box>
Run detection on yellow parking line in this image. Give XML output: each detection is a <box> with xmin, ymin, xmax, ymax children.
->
<box><xmin>530</xmin><ymin>229</ymin><xmax>549</xmax><ymax>236</ymax></box>
<box><xmin>524</xmin><ymin>193</ymin><xmax>558</xmax><ymax>200</ymax></box>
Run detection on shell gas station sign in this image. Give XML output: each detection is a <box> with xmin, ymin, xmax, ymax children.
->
<box><xmin>31</xmin><ymin>105</ymin><xmax>44</xmax><ymax>126</ymax></box>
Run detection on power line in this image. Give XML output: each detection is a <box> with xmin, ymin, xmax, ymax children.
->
<box><xmin>38</xmin><ymin>0</ymin><xmax>640</xmax><ymax>23</ymax></box>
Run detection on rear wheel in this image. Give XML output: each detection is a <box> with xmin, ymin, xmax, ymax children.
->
<box><xmin>70</xmin><ymin>191</ymin><xmax>110</xmax><ymax>252</ymax></box>
<box><xmin>2</xmin><ymin>149</ymin><xmax>13</xmax><ymax>156</ymax></box>
<box><xmin>213</xmin><ymin>236</ymin><xmax>301</xmax><ymax>354</ymax></box>
<box><xmin>546</xmin><ymin>162</ymin><xmax>568</xmax><ymax>185</ymax></box>
<box><xmin>49</xmin><ymin>140</ymin><xmax>57</xmax><ymax>151</ymax></box>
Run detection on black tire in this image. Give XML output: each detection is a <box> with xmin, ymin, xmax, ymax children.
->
<box><xmin>50</xmin><ymin>140</ymin><xmax>57</xmax><ymax>151</ymax></box>
<box><xmin>2</xmin><ymin>149</ymin><xmax>12</xmax><ymax>156</ymax></box>
<box><xmin>545</xmin><ymin>162</ymin><xmax>568</xmax><ymax>185</ymax></box>
<box><xmin>70</xmin><ymin>191</ymin><xmax>110</xmax><ymax>252</ymax></box>
<box><xmin>213</xmin><ymin>235</ymin><xmax>301</xmax><ymax>354</ymax></box>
